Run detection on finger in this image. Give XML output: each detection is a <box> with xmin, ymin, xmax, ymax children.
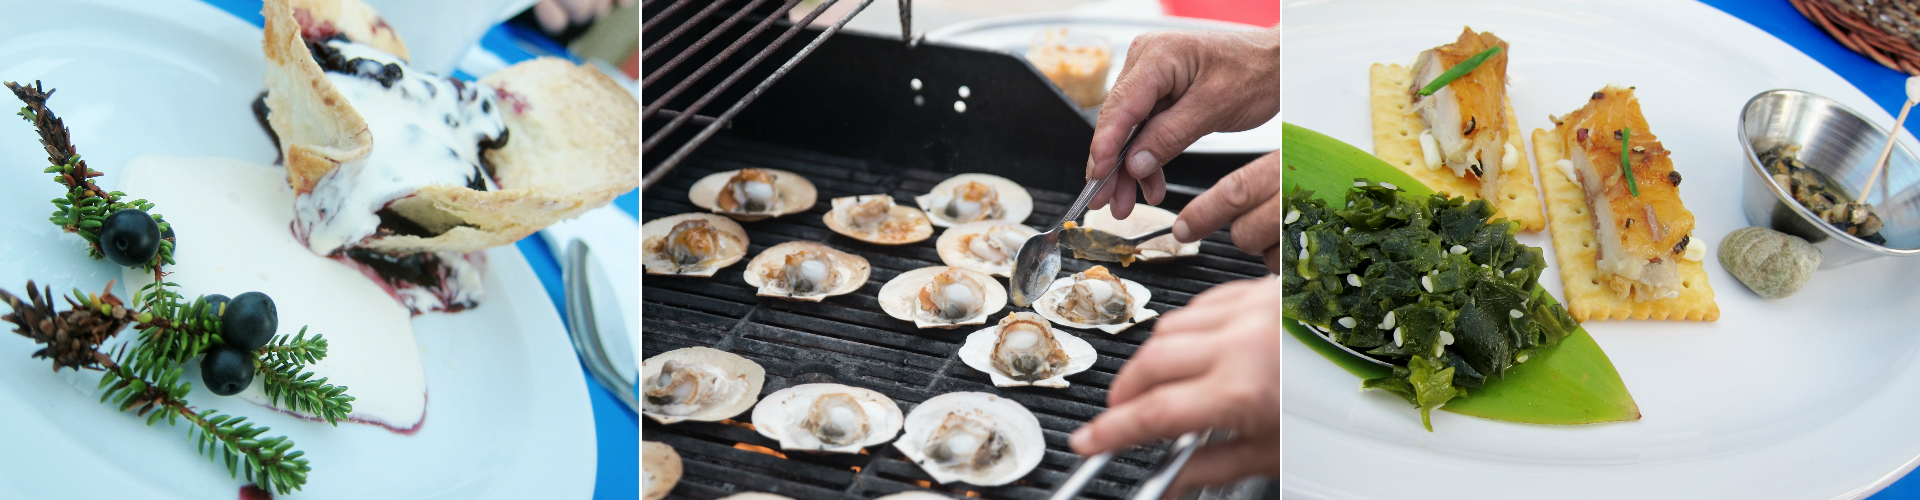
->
<box><xmin>1229</xmin><ymin>191</ymin><xmax>1283</xmax><ymax>257</ymax></box>
<box><xmin>563</xmin><ymin>0</ymin><xmax>598</xmax><ymax>23</ymax></box>
<box><xmin>1167</xmin><ymin>437</ymin><xmax>1280</xmax><ymax>498</ymax></box>
<box><xmin>1107</xmin><ymin>335</ymin><xmax>1216</xmax><ymax>405</ymax></box>
<box><xmin>1141</xmin><ymin>168</ymin><xmax>1167</xmax><ymax>206</ymax></box>
<box><xmin>1263</xmin><ymin>245</ymin><xmax>1280</xmax><ymax>274</ymax></box>
<box><xmin>1174</xmin><ymin>151</ymin><xmax>1279</xmax><ymax>242</ymax></box>
<box><xmin>534</xmin><ymin>0</ymin><xmax>570</xmax><ymax>33</ymax></box>
<box><xmin>1112</xmin><ymin>174</ymin><xmax>1138</xmax><ymax>220</ymax></box>
<box><xmin>1091</xmin><ymin>37</ymin><xmax>1178</xmax><ymax>186</ymax></box>
<box><xmin>1153</xmin><ymin>299</ymin><xmax>1236</xmax><ymax>335</ymax></box>
<box><xmin>1071</xmin><ymin>377</ymin><xmax>1240</xmax><ymax>455</ymax></box>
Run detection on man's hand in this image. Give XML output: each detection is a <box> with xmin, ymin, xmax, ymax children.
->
<box><xmin>1175</xmin><ymin>150</ymin><xmax>1280</xmax><ymax>272</ymax></box>
<box><xmin>533</xmin><ymin>0</ymin><xmax>633</xmax><ymax>34</ymax></box>
<box><xmin>1086</xmin><ymin>27</ymin><xmax>1280</xmax><ymax>220</ymax></box>
<box><xmin>1070</xmin><ymin>277</ymin><xmax>1281</xmax><ymax>496</ymax></box>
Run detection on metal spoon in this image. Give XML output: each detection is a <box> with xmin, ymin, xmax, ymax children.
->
<box><xmin>1012</xmin><ymin>115</ymin><xmax>1154</xmax><ymax>306</ymax></box>
<box><xmin>1300</xmin><ymin>322</ymin><xmax>1393</xmax><ymax>368</ymax></box>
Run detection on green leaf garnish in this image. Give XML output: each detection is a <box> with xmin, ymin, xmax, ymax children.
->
<box><xmin>1416</xmin><ymin>46</ymin><xmax>1502</xmax><ymax>96</ymax></box>
<box><xmin>1621</xmin><ymin>127</ymin><xmax>1639</xmax><ymax>197</ymax></box>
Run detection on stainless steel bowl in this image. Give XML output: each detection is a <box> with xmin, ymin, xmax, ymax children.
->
<box><xmin>1739</xmin><ymin>89</ymin><xmax>1920</xmax><ymax>268</ymax></box>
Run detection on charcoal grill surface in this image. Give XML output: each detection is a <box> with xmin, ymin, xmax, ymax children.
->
<box><xmin>642</xmin><ymin>135</ymin><xmax>1270</xmax><ymax>500</ymax></box>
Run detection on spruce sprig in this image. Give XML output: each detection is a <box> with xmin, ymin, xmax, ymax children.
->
<box><xmin>7</xmin><ymin>80</ymin><xmax>175</xmax><ymax>276</ymax></box>
<box><xmin>97</xmin><ymin>346</ymin><xmax>311</xmax><ymax>494</ymax></box>
<box><xmin>256</xmin><ymin>329</ymin><xmax>355</xmax><ymax>425</ymax></box>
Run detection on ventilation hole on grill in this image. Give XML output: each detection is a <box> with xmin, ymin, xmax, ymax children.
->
<box><xmin>791</xmin><ymin>361</ymin><xmax>844</xmax><ymax>384</ymax></box>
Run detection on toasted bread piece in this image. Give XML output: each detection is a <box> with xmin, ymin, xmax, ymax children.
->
<box><xmin>262</xmin><ymin>0</ymin><xmax>637</xmax><ymax>255</ymax></box>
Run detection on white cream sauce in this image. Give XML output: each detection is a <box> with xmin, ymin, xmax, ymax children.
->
<box><xmin>294</xmin><ymin>41</ymin><xmax>507</xmax><ymax>256</ymax></box>
<box><xmin>122</xmin><ymin>156</ymin><xmax>428</xmax><ymax>432</ymax></box>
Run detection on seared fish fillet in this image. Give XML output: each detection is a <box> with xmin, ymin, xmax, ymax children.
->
<box><xmin>1549</xmin><ymin>86</ymin><xmax>1696</xmax><ymax>302</ymax></box>
<box><xmin>1409</xmin><ymin>27</ymin><xmax>1510</xmax><ymax>201</ymax></box>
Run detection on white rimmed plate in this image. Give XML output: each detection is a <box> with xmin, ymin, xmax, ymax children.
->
<box><xmin>1284</xmin><ymin>1</ymin><xmax>1920</xmax><ymax>498</ymax></box>
<box><xmin>0</xmin><ymin>0</ymin><xmax>594</xmax><ymax>497</ymax></box>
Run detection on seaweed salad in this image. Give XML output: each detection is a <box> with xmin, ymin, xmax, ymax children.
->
<box><xmin>1283</xmin><ymin>180</ymin><xmax>1581</xmax><ymax>430</ymax></box>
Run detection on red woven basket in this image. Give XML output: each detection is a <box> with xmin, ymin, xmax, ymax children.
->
<box><xmin>1791</xmin><ymin>0</ymin><xmax>1920</xmax><ymax>75</ymax></box>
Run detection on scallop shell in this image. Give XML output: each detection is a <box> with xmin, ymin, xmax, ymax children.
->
<box><xmin>878</xmin><ymin>266</ymin><xmax>1008</xmax><ymax>329</ymax></box>
<box><xmin>824</xmin><ymin>194</ymin><xmax>934</xmax><ymax>245</ymax></box>
<box><xmin>914</xmin><ymin>174</ymin><xmax>1034</xmax><ymax>228</ymax></box>
<box><xmin>750</xmin><ymin>383</ymin><xmax>904</xmax><ymax>453</ymax></box>
<box><xmin>689</xmin><ymin>168</ymin><xmax>818</xmax><ymax>221</ymax></box>
<box><xmin>642</xmin><ymin>441</ymin><xmax>681</xmax><ymax>500</ymax></box>
<box><xmin>1033</xmin><ymin>272</ymin><xmax>1158</xmax><ymax>334</ymax></box>
<box><xmin>958</xmin><ymin>312</ymin><xmax>1097</xmax><ymax>388</ymax></box>
<box><xmin>641</xmin><ymin>347</ymin><xmax>766</xmax><ymax>425</ymax></box>
<box><xmin>1083</xmin><ymin>204</ymin><xmax>1199</xmax><ymax>263</ymax></box>
<box><xmin>642</xmin><ymin>213</ymin><xmax>750</xmax><ymax>277</ymax></box>
<box><xmin>893</xmin><ymin>392</ymin><xmax>1044</xmax><ymax>486</ymax></box>
<box><xmin>741</xmin><ymin>241</ymin><xmax>871</xmax><ymax>302</ymax></box>
<box><xmin>935</xmin><ymin>221</ymin><xmax>1040</xmax><ymax>277</ymax></box>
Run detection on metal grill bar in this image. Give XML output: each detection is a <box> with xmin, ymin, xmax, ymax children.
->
<box><xmin>642</xmin><ymin>0</ymin><xmax>876</xmax><ymax>189</ymax></box>
<box><xmin>641</xmin><ymin>0</ymin><xmax>731</xmax><ymax>49</ymax></box>
<box><xmin>640</xmin><ymin>0</ymin><xmax>783</xmax><ymax>89</ymax></box>
<box><xmin>640</xmin><ymin>0</ymin><xmax>701</xmax><ymax>33</ymax></box>
<box><xmin>642</xmin><ymin>136</ymin><xmax>1269</xmax><ymax>500</ymax></box>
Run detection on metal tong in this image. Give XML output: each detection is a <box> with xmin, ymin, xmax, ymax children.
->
<box><xmin>1049</xmin><ymin>429</ymin><xmax>1214</xmax><ymax>500</ymax></box>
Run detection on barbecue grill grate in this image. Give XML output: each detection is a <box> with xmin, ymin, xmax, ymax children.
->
<box><xmin>642</xmin><ymin>0</ymin><xmax>878</xmax><ymax>190</ymax></box>
<box><xmin>642</xmin><ymin>136</ymin><xmax>1271</xmax><ymax>500</ymax></box>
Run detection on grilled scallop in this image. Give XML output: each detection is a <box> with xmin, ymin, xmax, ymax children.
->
<box><xmin>824</xmin><ymin>194</ymin><xmax>934</xmax><ymax>245</ymax></box>
<box><xmin>642</xmin><ymin>441</ymin><xmax>681</xmax><ymax>500</ymax></box>
<box><xmin>689</xmin><ymin>168</ymin><xmax>818</xmax><ymax>221</ymax></box>
<box><xmin>959</xmin><ymin>312</ymin><xmax>1096</xmax><ymax>388</ymax></box>
<box><xmin>1034</xmin><ymin>266</ymin><xmax>1158</xmax><ymax>333</ymax></box>
<box><xmin>915</xmin><ymin>174</ymin><xmax>1033</xmax><ymax>228</ymax></box>
<box><xmin>751</xmin><ymin>383</ymin><xmax>904</xmax><ymax>453</ymax></box>
<box><xmin>1082</xmin><ymin>205</ymin><xmax>1199</xmax><ymax>263</ymax></box>
<box><xmin>742</xmin><ymin>241</ymin><xmax>870</xmax><ymax>302</ymax></box>
<box><xmin>641</xmin><ymin>347</ymin><xmax>766</xmax><ymax>425</ymax></box>
<box><xmin>879</xmin><ymin>266</ymin><xmax>1008</xmax><ymax>329</ymax></box>
<box><xmin>935</xmin><ymin>221</ymin><xmax>1039</xmax><ymax>277</ymax></box>
<box><xmin>643</xmin><ymin>213</ymin><xmax>749</xmax><ymax>277</ymax></box>
<box><xmin>893</xmin><ymin>392</ymin><xmax>1044</xmax><ymax>486</ymax></box>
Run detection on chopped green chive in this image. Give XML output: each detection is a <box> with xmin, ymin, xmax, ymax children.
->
<box><xmin>1620</xmin><ymin>127</ymin><xmax>1639</xmax><ymax>197</ymax></box>
<box><xmin>1417</xmin><ymin>46</ymin><xmax>1503</xmax><ymax>96</ymax></box>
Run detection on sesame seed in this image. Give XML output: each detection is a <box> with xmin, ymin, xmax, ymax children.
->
<box><xmin>1285</xmin><ymin>210</ymin><xmax>1300</xmax><ymax>224</ymax></box>
<box><xmin>1393</xmin><ymin>327</ymin><xmax>1404</xmax><ymax>347</ymax></box>
<box><xmin>1380</xmin><ymin>311</ymin><xmax>1396</xmax><ymax>330</ymax></box>
<box><xmin>1381</xmin><ymin>182</ymin><xmax>1398</xmax><ymax>190</ymax></box>
<box><xmin>1347</xmin><ymin>274</ymin><xmax>1362</xmax><ymax>287</ymax></box>
<box><xmin>1450</xmin><ymin>245</ymin><xmax>1467</xmax><ymax>255</ymax></box>
<box><xmin>1439</xmin><ymin>330</ymin><xmax>1454</xmax><ymax>345</ymax></box>
<box><xmin>1517</xmin><ymin>354</ymin><xmax>1529</xmax><ymax>363</ymax></box>
<box><xmin>1355</xmin><ymin>181</ymin><xmax>1368</xmax><ymax>187</ymax></box>
<box><xmin>1338</xmin><ymin>317</ymin><xmax>1357</xmax><ymax>329</ymax></box>
<box><xmin>1510</xmin><ymin>309</ymin><xmax>1524</xmax><ymax>319</ymax></box>
<box><xmin>1421</xmin><ymin>275</ymin><xmax>1433</xmax><ymax>292</ymax></box>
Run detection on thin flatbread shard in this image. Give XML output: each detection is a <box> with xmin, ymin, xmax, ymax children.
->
<box><xmin>1369</xmin><ymin>63</ymin><xmax>1545</xmax><ymax>231</ymax></box>
<box><xmin>1531</xmin><ymin>126</ymin><xmax>1719</xmax><ymax>321</ymax></box>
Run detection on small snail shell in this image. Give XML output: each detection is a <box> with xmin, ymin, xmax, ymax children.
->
<box><xmin>1718</xmin><ymin>226</ymin><xmax>1821</xmax><ymax>299</ymax></box>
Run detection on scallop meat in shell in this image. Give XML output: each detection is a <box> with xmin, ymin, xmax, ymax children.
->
<box><xmin>642</xmin><ymin>441</ymin><xmax>681</xmax><ymax>500</ymax></box>
<box><xmin>743</xmin><ymin>241</ymin><xmax>870</xmax><ymax>302</ymax></box>
<box><xmin>824</xmin><ymin>194</ymin><xmax>934</xmax><ymax>245</ymax></box>
<box><xmin>689</xmin><ymin>168</ymin><xmax>818</xmax><ymax>221</ymax></box>
<box><xmin>643</xmin><ymin>213</ymin><xmax>750</xmax><ymax>277</ymax></box>
<box><xmin>934</xmin><ymin>221</ymin><xmax>1039</xmax><ymax>277</ymax></box>
<box><xmin>878</xmin><ymin>266</ymin><xmax>1007</xmax><ymax>329</ymax></box>
<box><xmin>914</xmin><ymin>174</ymin><xmax>1033</xmax><ymax>228</ymax></box>
<box><xmin>642</xmin><ymin>347</ymin><xmax>766</xmax><ymax>424</ymax></box>
<box><xmin>893</xmin><ymin>392</ymin><xmax>1044</xmax><ymax>486</ymax></box>
<box><xmin>1082</xmin><ymin>204</ymin><xmax>1200</xmax><ymax>263</ymax></box>
<box><xmin>751</xmin><ymin>383</ymin><xmax>904</xmax><ymax>453</ymax></box>
<box><xmin>1033</xmin><ymin>265</ymin><xmax>1159</xmax><ymax>333</ymax></box>
<box><xmin>959</xmin><ymin>311</ymin><xmax>1096</xmax><ymax>388</ymax></box>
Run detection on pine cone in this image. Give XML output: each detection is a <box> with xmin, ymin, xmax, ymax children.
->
<box><xmin>1</xmin><ymin>280</ymin><xmax>128</xmax><ymax>372</ymax></box>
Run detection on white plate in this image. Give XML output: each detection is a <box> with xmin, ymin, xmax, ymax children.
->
<box><xmin>1284</xmin><ymin>1</ymin><xmax>1920</xmax><ymax>498</ymax></box>
<box><xmin>926</xmin><ymin>14</ymin><xmax>1280</xmax><ymax>154</ymax></box>
<box><xmin>0</xmin><ymin>0</ymin><xmax>594</xmax><ymax>497</ymax></box>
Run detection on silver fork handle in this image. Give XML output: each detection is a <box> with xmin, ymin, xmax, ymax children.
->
<box><xmin>564</xmin><ymin>239</ymin><xmax>640</xmax><ymax>413</ymax></box>
<box><xmin>1132</xmin><ymin>430</ymin><xmax>1211</xmax><ymax>500</ymax></box>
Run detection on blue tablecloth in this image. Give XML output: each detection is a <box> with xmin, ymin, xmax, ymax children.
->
<box><xmin>1689</xmin><ymin>1</ymin><xmax>1917</xmax><ymax>497</ymax></box>
<box><xmin>197</xmin><ymin>1</ymin><xmax>639</xmax><ymax>498</ymax></box>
